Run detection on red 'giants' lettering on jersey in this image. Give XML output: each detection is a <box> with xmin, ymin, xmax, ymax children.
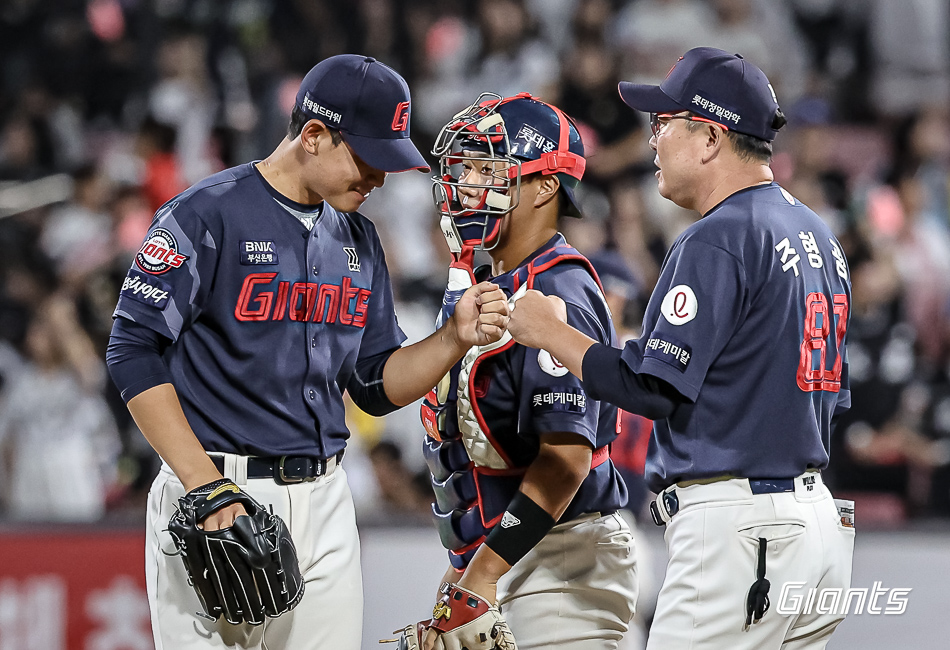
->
<box><xmin>234</xmin><ymin>273</ymin><xmax>370</xmax><ymax>326</ymax></box>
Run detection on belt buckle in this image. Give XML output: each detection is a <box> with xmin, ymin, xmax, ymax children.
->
<box><xmin>278</xmin><ymin>456</ymin><xmax>317</xmax><ymax>483</ymax></box>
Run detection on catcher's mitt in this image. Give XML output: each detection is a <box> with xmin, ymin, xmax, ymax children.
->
<box><xmin>167</xmin><ymin>478</ymin><xmax>304</xmax><ymax>625</ymax></box>
<box><xmin>382</xmin><ymin>583</ymin><xmax>517</xmax><ymax>650</ymax></box>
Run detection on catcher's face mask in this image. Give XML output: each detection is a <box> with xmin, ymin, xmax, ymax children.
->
<box><xmin>432</xmin><ymin>92</ymin><xmax>586</xmax><ymax>253</ymax></box>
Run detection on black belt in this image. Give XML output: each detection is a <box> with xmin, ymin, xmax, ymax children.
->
<box><xmin>211</xmin><ymin>453</ymin><xmax>342</xmax><ymax>484</ymax></box>
<box><xmin>650</xmin><ymin>478</ymin><xmax>796</xmax><ymax>526</ymax></box>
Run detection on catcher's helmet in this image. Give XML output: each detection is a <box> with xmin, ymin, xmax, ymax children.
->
<box><xmin>432</xmin><ymin>92</ymin><xmax>586</xmax><ymax>251</ymax></box>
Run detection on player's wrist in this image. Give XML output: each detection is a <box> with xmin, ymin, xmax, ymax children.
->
<box><xmin>441</xmin><ymin>314</ymin><xmax>469</xmax><ymax>356</ymax></box>
<box><xmin>177</xmin><ymin>464</ymin><xmax>226</xmax><ymax>493</ymax></box>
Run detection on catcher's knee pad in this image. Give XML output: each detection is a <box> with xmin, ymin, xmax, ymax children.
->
<box><xmin>432</xmin><ymin>469</ymin><xmax>478</xmax><ymax>514</ymax></box>
<box><xmin>424</xmin><ymin>436</ymin><xmax>471</xmax><ymax>482</ymax></box>
<box><xmin>449</xmin><ymin>543</ymin><xmax>480</xmax><ymax>571</ymax></box>
<box><xmin>432</xmin><ymin>501</ymin><xmax>489</xmax><ymax>551</ymax></box>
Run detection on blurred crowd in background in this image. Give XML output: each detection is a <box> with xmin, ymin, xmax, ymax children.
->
<box><xmin>0</xmin><ymin>0</ymin><xmax>949</xmax><ymax>528</ymax></box>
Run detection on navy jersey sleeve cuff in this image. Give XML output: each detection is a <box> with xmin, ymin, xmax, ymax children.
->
<box><xmin>106</xmin><ymin>316</ymin><xmax>173</xmax><ymax>402</ymax></box>
<box><xmin>582</xmin><ymin>343</ymin><xmax>621</xmax><ymax>401</ymax></box>
<box><xmin>582</xmin><ymin>343</ymin><xmax>684</xmax><ymax>420</ymax></box>
<box><xmin>347</xmin><ymin>347</ymin><xmax>401</xmax><ymax>416</ymax></box>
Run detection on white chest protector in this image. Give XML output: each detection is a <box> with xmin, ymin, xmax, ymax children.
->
<box><xmin>455</xmin><ymin>284</ymin><xmax>529</xmax><ymax>469</ymax></box>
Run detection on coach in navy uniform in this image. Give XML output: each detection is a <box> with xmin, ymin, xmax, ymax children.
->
<box><xmin>508</xmin><ymin>47</ymin><xmax>856</xmax><ymax>650</ymax></box>
<box><xmin>106</xmin><ymin>55</ymin><xmax>509</xmax><ymax>650</ymax></box>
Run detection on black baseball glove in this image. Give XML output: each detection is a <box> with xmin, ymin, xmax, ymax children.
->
<box><xmin>167</xmin><ymin>478</ymin><xmax>305</xmax><ymax>625</ymax></box>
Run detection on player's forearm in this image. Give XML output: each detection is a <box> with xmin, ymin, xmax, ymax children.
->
<box><xmin>382</xmin><ymin>318</ymin><xmax>468</xmax><ymax>406</ymax></box>
<box><xmin>537</xmin><ymin>321</ymin><xmax>597</xmax><ymax>381</ymax></box>
<box><xmin>457</xmin><ymin>545</ymin><xmax>511</xmax><ymax>603</ymax></box>
<box><xmin>127</xmin><ymin>383</ymin><xmax>222</xmax><ymax>491</ymax></box>
<box><xmin>519</xmin><ymin>435</ymin><xmax>592</xmax><ymax>520</ymax></box>
<box><xmin>582</xmin><ymin>344</ymin><xmax>681</xmax><ymax>419</ymax></box>
<box><xmin>461</xmin><ymin>436</ymin><xmax>591</xmax><ymax>597</ymax></box>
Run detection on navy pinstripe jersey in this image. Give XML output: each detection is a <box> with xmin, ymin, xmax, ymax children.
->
<box><xmin>113</xmin><ymin>162</ymin><xmax>406</xmax><ymax>457</ymax></box>
<box><xmin>621</xmin><ymin>183</ymin><xmax>852</xmax><ymax>492</ymax></box>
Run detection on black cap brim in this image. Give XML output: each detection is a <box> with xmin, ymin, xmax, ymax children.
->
<box><xmin>344</xmin><ymin>133</ymin><xmax>430</xmax><ymax>173</ymax></box>
<box><xmin>617</xmin><ymin>82</ymin><xmax>685</xmax><ymax>114</ymax></box>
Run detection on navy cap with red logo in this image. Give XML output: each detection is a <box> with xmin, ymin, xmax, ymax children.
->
<box><xmin>618</xmin><ymin>47</ymin><xmax>785</xmax><ymax>142</ymax></box>
<box><xmin>295</xmin><ymin>54</ymin><xmax>430</xmax><ymax>172</ymax></box>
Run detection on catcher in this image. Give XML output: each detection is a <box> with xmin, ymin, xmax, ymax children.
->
<box><xmin>390</xmin><ymin>93</ymin><xmax>639</xmax><ymax>650</ymax></box>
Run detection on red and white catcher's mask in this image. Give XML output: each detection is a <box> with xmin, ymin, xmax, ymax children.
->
<box><xmin>431</xmin><ymin>92</ymin><xmax>587</xmax><ymax>253</ymax></box>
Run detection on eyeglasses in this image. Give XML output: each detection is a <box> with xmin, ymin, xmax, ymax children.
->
<box><xmin>650</xmin><ymin>113</ymin><xmax>730</xmax><ymax>138</ymax></box>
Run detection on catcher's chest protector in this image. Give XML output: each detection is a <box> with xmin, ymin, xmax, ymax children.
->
<box><xmin>421</xmin><ymin>244</ymin><xmax>603</xmax><ymax>568</ymax></box>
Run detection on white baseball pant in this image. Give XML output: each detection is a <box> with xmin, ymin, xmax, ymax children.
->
<box><xmin>646</xmin><ymin>472</ymin><xmax>855</xmax><ymax>650</ymax></box>
<box><xmin>145</xmin><ymin>454</ymin><xmax>363</xmax><ymax>650</ymax></box>
<box><xmin>497</xmin><ymin>511</ymin><xmax>639</xmax><ymax>649</ymax></box>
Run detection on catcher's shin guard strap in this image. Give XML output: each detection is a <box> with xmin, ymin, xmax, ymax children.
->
<box><xmin>484</xmin><ymin>491</ymin><xmax>556</xmax><ymax>566</ymax></box>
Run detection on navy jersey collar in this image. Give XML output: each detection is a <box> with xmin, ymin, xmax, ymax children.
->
<box><xmin>249</xmin><ymin>162</ymin><xmax>325</xmax><ymax>214</ymax></box>
<box><xmin>493</xmin><ymin>233</ymin><xmax>567</xmax><ymax>281</ymax></box>
<box><xmin>703</xmin><ymin>181</ymin><xmax>778</xmax><ymax>218</ymax></box>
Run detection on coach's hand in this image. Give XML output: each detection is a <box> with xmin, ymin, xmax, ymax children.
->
<box><xmin>508</xmin><ymin>290</ymin><xmax>567</xmax><ymax>350</ymax></box>
<box><xmin>452</xmin><ymin>282</ymin><xmax>510</xmax><ymax>348</ymax></box>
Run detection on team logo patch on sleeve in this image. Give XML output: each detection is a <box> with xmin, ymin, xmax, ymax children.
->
<box><xmin>538</xmin><ymin>349</ymin><xmax>569</xmax><ymax>377</ymax></box>
<box><xmin>120</xmin><ymin>269</ymin><xmax>172</xmax><ymax>310</ymax></box>
<box><xmin>660</xmin><ymin>284</ymin><xmax>698</xmax><ymax>325</ymax></box>
<box><xmin>136</xmin><ymin>228</ymin><xmax>189</xmax><ymax>274</ymax></box>
<box><xmin>644</xmin><ymin>334</ymin><xmax>692</xmax><ymax>372</ymax></box>
<box><xmin>531</xmin><ymin>387</ymin><xmax>587</xmax><ymax>414</ymax></box>
<box><xmin>240</xmin><ymin>241</ymin><xmax>278</xmax><ymax>265</ymax></box>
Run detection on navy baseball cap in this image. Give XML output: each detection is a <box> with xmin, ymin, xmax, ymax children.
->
<box><xmin>295</xmin><ymin>54</ymin><xmax>430</xmax><ymax>172</ymax></box>
<box><xmin>618</xmin><ymin>47</ymin><xmax>783</xmax><ymax>142</ymax></box>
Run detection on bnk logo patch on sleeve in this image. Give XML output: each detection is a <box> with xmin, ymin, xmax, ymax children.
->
<box><xmin>121</xmin><ymin>269</ymin><xmax>172</xmax><ymax>310</ymax></box>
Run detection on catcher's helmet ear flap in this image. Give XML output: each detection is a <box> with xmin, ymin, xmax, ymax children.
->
<box><xmin>432</xmin><ymin>93</ymin><xmax>587</xmax><ymax>251</ymax></box>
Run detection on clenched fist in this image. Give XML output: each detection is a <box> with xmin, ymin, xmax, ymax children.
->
<box><xmin>451</xmin><ymin>282</ymin><xmax>511</xmax><ymax>348</ymax></box>
<box><xmin>508</xmin><ymin>289</ymin><xmax>567</xmax><ymax>350</ymax></box>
